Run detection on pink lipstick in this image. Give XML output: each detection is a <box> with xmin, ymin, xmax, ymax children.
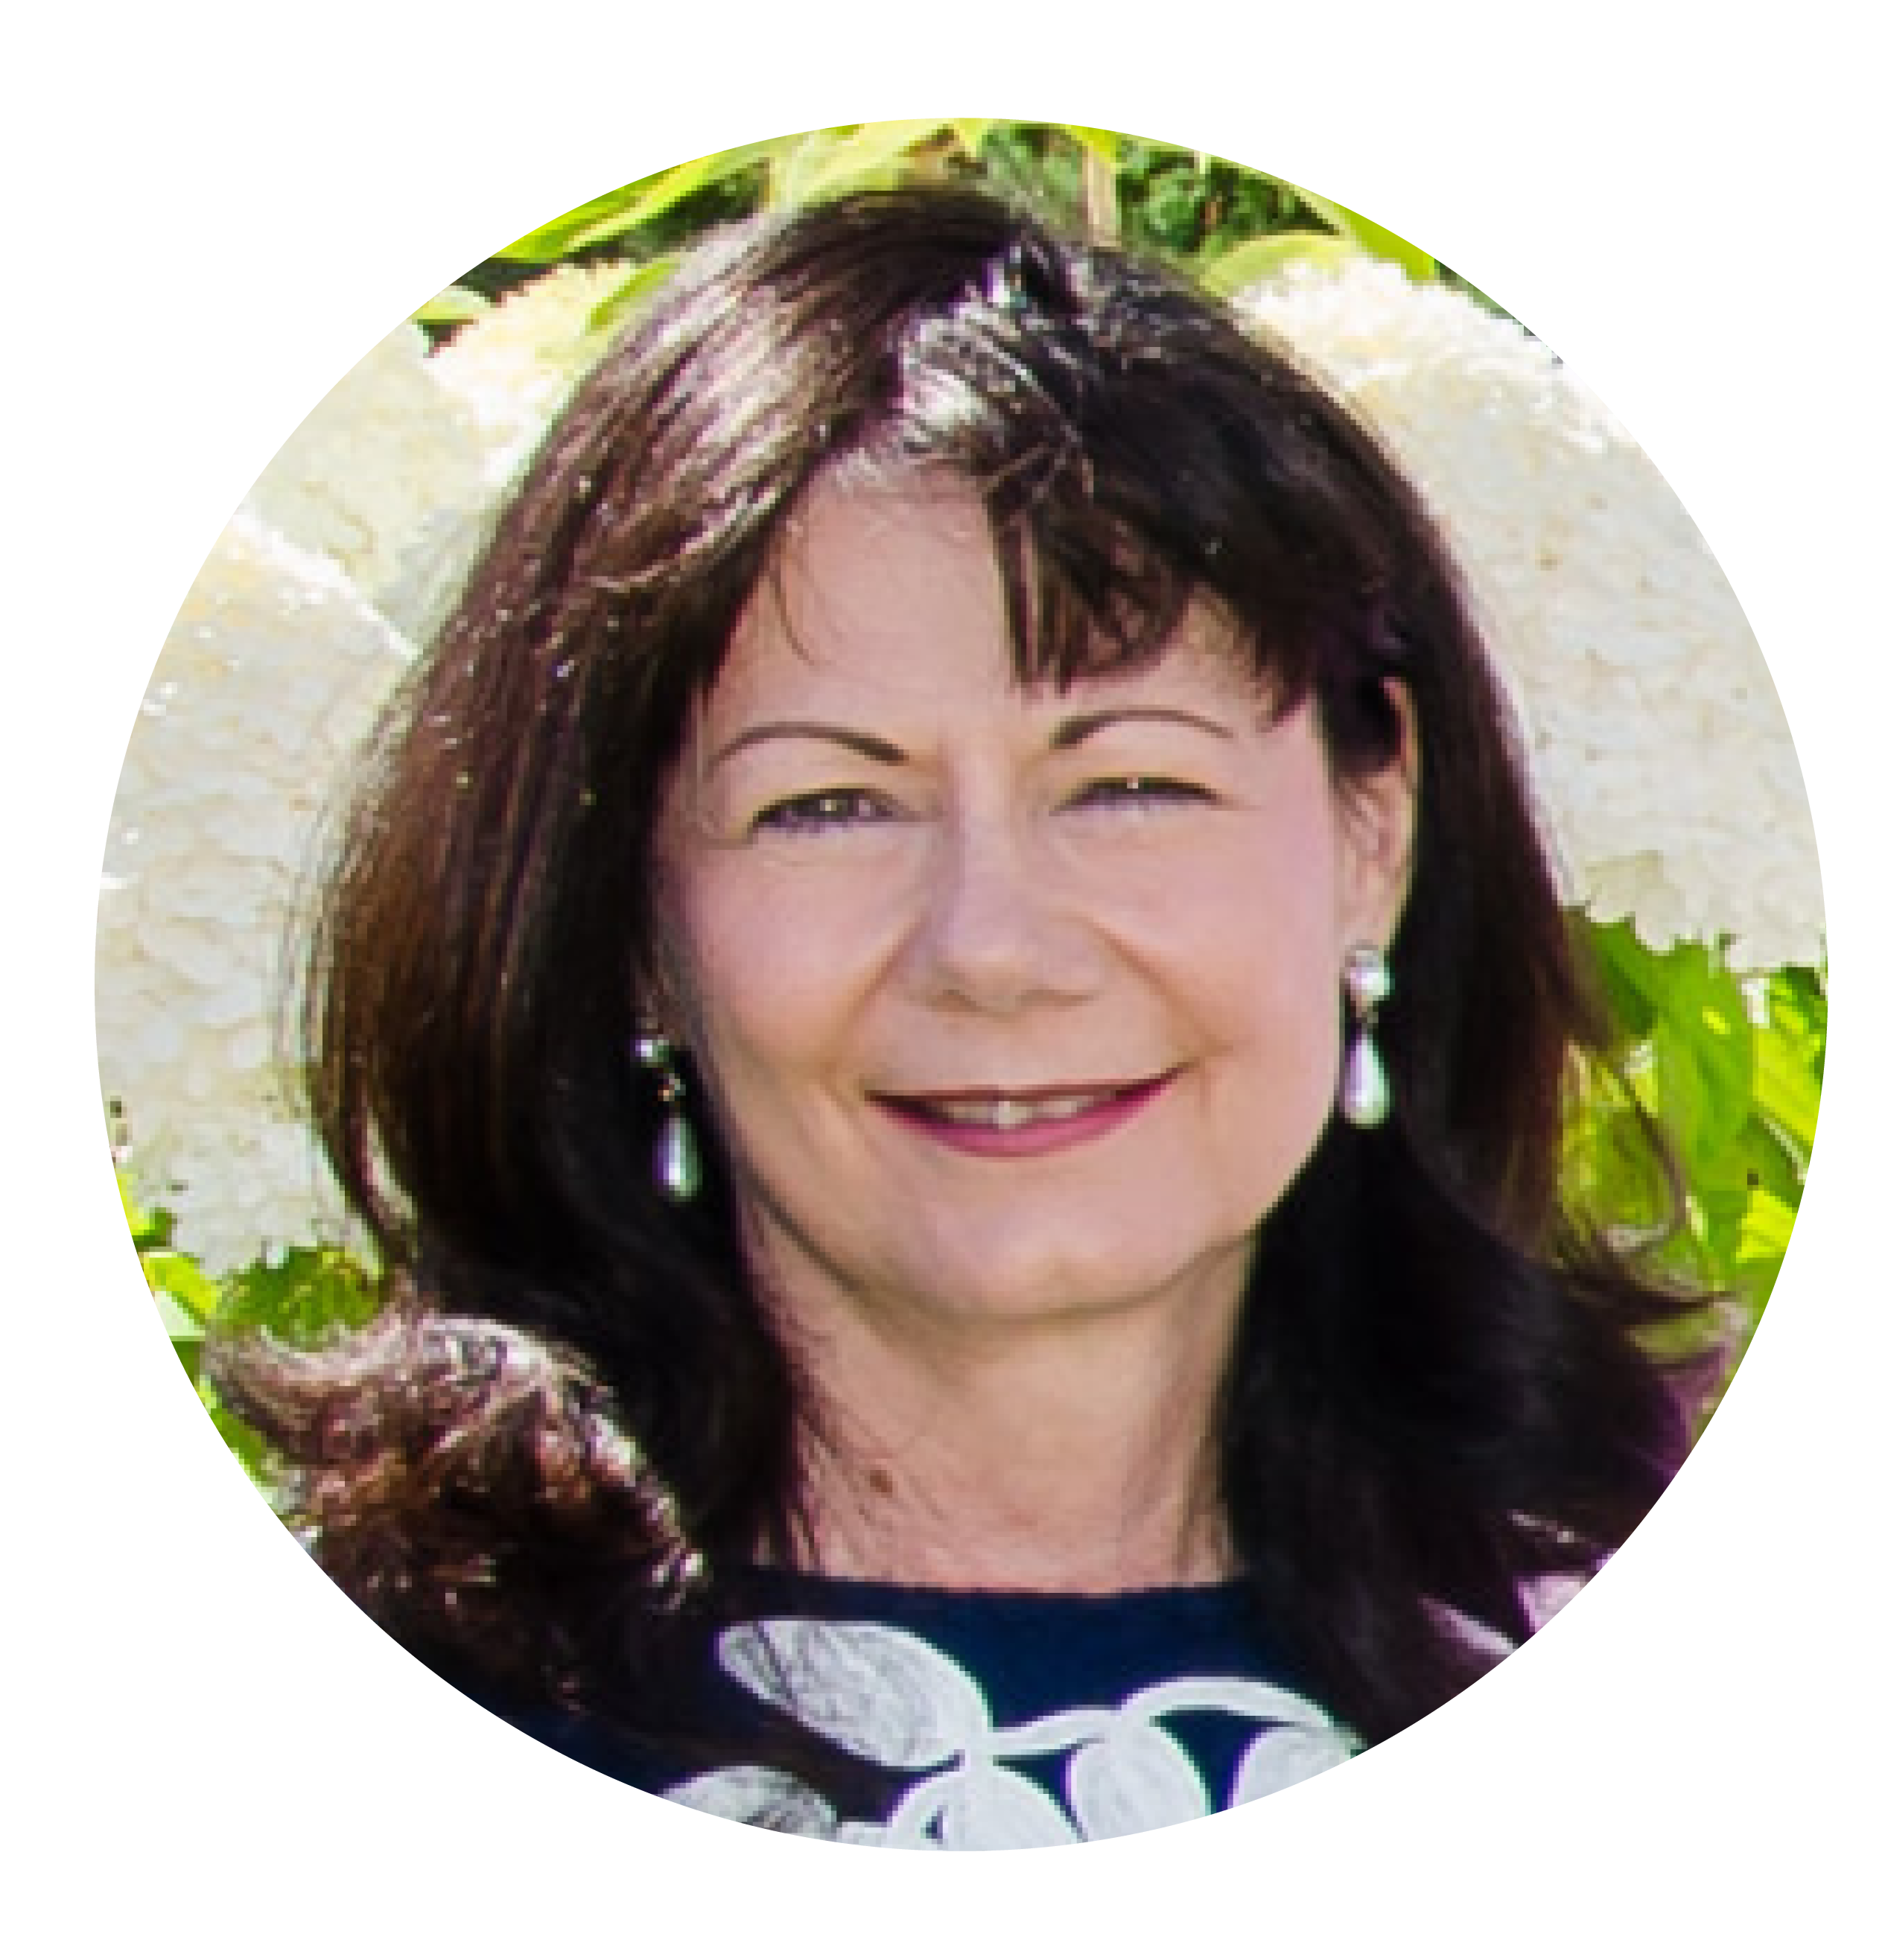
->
<box><xmin>877</xmin><ymin>1074</ymin><xmax>1172</xmax><ymax>1159</ymax></box>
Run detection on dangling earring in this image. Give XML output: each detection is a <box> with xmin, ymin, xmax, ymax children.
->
<box><xmin>635</xmin><ymin>1030</ymin><xmax>702</xmax><ymax>1202</ymax></box>
<box><xmin>1339</xmin><ymin>944</ymin><xmax>1392</xmax><ymax>1129</ymax></box>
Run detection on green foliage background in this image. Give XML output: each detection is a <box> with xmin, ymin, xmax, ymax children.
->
<box><xmin>127</xmin><ymin>119</ymin><xmax>1822</xmax><ymax>1478</ymax></box>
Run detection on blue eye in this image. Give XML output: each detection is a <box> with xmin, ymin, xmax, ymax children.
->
<box><xmin>753</xmin><ymin>789</ymin><xmax>894</xmax><ymax>836</ymax></box>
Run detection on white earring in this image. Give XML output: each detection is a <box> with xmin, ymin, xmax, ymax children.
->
<box><xmin>1339</xmin><ymin>944</ymin><xmax>1392</xmax><ymax>1129</ymax></box>
<box><xmin>635</xmin><ymin>1031</ymin><xmax>702</xmax><ymax>1202</ymax></box>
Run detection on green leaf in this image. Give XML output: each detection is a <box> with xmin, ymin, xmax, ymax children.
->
<box><xmin>1580</xmin><ymin>917</ymin><xmax>1659</xmax><ymax>1043</ymax></box>
<box><xmin>585</xmin><ymin>253</ymin><xmax>681</xmax><ymax>336</ymax></box>
<box><xmin>1732</xmin><ymin>1186</ymin><xmax>1802</xmax><ymax>1319</ymax></box>
<box><xmin>1287</xmin><ymin>185</ymin><xmax>1434</xmax><ymax>281</ymax></box>
<box><xmin>1599</xmin><ymin>926</ymin><xmax>1665</xmax><ymax>1011</ymax></box>
<box><xmin>199</xmin><ymin>1381</ymin><xmax>276</xmax><ymax>1493</ymax></box>
<box><xmin>497</xmin><ymin>143</ymin><xmax>776</xmax><ymax>260</ymax></box>
<box><xmin>1649</xmin><ymin>989</ymin><xmax>1755</xmax><ymax>1172</ymax></box>
<box><xmin>495</xmin><ymin>182</ymin><xmax>656</xmax><ymax>262</ymax></box>
<box><xmin>1568</xmin><ymin>920</ymin><xmax>1816</xmax><ymax>1334</ymax></box>
<box><xmin>410</xmin><ymin>284</ymin><xmax>491</xmax><ymax>326</ymax></box>
<box><xmin>1585</xmin><ymin>931</ymin><xmax>1755</xmax><ymax>1168</ymax></box>
<box><xmin>1740</xmin><ymin>1011</ymin><xmax>1818</xmax><ymax>1160</ymax></box>
<box><xmin>1564</xmin><ymin>1109</ymin><xmax>1674</xmax><ymax>1234</ymax></box>
<box><xmin>950</xmin><ymin>118</ymin><xmax>996</xmax><ymax>159</ymax></box>
<box><xmin>1201</xmin><ymin>231</ymin><xmax>1360</xmax><ymax>295</ymax></box>
<box><xmin>1738</xmin><ymin>1186</ymin><xmax>1799</xmax><ymax>1264</ymax></box>
<box><xmin>153</xmin><ymin>1288</ymin><xmax>205</xmax><ymax>1340</ymax></box>
<box><xmin>1066</xmin><ymin>124</ymin><xmax>1123</xmax><ymax>163</ymax></box>
<box><xmin>144</xmin><ymin>1250</ymin><xmax>217</xmax><ymax>1324</ymax></box>
<box><xmin>217</xmin><ymin>1245</ymin><xmax>380</xmax><ymax>1348</ymax></box>
<box><xmin>1751</xmin><ymin>999</ymin><xmax>1823</xmax><ymax>1156</ymax></box>
<box><xmin>768</xmin><ymin>120</ymin><xmax>953</xmax><ymax>208</ymax></box>
<box><xmin>570</xmin><ymin>143</ymin><xmax>776</xmax><ymax>247</ymax></box>
<box><xmin>1691</xmin><ymin>1165</ymin><xmax>1751</xmax><ymax>1266</ymax></box>
<box><xmin>117</xmin><ymin>1168</ymin><xmax>156</xmax><ymax>1245</ymax></box>
<box><xmin>1766</xmin><ymin>964</ymin><xmax>1829</xmax><ymax>1073</ymax></box>
<box><xmin>1688</xmin><ymin>1113</ymin><xmax>1803</xmax><ymax>1213</ymax></box>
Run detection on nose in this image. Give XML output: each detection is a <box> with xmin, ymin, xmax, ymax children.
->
<box><xmin>900</xmin><ymin>806</ymin><xmax>1107</xmax><ymax>1014</ymax></box>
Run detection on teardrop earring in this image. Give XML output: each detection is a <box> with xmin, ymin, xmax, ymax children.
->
<box><xmin>1338</xmin><ymin>944</ymin><xmax>1392</xmax><ymax>1130</ymax></box>
<box><xmin>635</xmin><ymin>1031</ymin><xmax>703</xmax><ymax>1202</ymax></box>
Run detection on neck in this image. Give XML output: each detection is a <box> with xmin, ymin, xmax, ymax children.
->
<box><xmin>763</xmin><ymin>1272</ymin><xmax>1245</xmax><ymax>1594</ymax></box>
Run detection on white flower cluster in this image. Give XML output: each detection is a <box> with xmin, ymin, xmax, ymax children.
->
<box><xmin>98</xmin><ymin>279</ymin><xmax>621</xmax><ymax>1273</ymax></box>
<box><xmin>1236</xmin><ymin>257</ymin><xmax>1822</xmax><ymax>972</ymax></box>
<box><xmin>426</xmin><ymin>261</ymin><xmax>627</xmax><ymax>489</ymax></box>
<box><xmin>98</xmin><ymin>249</ymin><xmax>1823</xmax><ymax>1269</ymax></box>
<box><xmin>236</xmin><ymin>319</ymin><xmax>493</xmax><ymax>650</ymax></box>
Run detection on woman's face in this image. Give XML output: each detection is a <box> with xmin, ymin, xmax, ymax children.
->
<box><xmin>653</xmin><ymin>477</ymin><xmax>1414</xmax><ymax>1342</ymax></box>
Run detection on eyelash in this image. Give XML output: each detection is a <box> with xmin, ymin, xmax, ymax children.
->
<box><xmin>751</xmin><ymin>776</ymin><xmax>1211</xmax><ymax>837</ymax></box>
<box><xmin>1071</xmin><ymin>775</ymin><xmax>1212</xmax><ymax>812</ymax></box>
<box><xmin>751</xmin><ymin>788</ymin><xmax>896</xmax><ymax>836</ymax></box>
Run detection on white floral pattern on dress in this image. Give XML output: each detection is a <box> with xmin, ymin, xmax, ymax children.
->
<box><xmin>659</xmin><ymin>1617</ymin><xmax>1361</xmax><ymax>1849</ymax></box>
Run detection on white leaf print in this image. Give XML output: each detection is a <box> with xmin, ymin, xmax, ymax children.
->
<box><xmin>931</xmin><ymin>1766</ymin><xmax>1081</xmax><ymax>1851</ymax></box>
<box><xmin>990</xmin><ymin>1705</ymin><xmax>1113</xmax><ymax>1757</ymax></box>
<box><xmin>717</xmin><ymin>1619</ymin><xmax>992</xmax><ymax>1769</ymax></box>
<box><xmin>1122</xmin><ymin>1673</ymin><xmax>1339</xmax><ymax>1731</ymax></box>
<box><xmin>836</xmin><ymin>1821</ymin><xmax>896</xmax><ymax>1848</ymax></box>
<box><xmin>1229</xmin><ymin>1722</ymin><xmax>1360</xmax><ymax>1804</ymax></box>
<box><xmin>1067</xmin><ymin>1720</ymin><xmax>1211</xmax><ymax>1840</ymax></box>
<box><xmin>671</xmin><ymin>1620</ymin><xmax>1365</xmax><ymax>1846</ymax></box>
<box><xmin>661</xmin><ymin>1763</ymin><xmax>841</xmax><ymax>1836</ymax></box>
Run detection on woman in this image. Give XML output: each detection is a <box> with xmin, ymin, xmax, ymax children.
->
<box><xmin>215</xmin><ymin>185</ymin><xmax>1702</xmax><ymax>1848</ymax></box>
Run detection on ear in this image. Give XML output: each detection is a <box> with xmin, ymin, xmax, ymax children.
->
<box><xmin>1336</xmin><ymin>678</ymin><xmax>1419</xmax><ymax>952</ymax></box>
<box><xmin>634</xmin><ymin>949</ymin><xmax>691</xmax><ymax>1048</ymax></box>
<box><xmin>635</xmin><ymin>719</ymin><xmax>729</xmax><ymax>1056</ymax></box>
<box><xmin>637</xmin><ymin>891</ymin><xmax>718</xmax><ymax>1057</ymax></box>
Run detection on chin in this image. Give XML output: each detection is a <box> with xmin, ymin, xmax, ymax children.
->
<box><xmin>911</xmin><ymin>1230</ymin><xmax>1242</xmax><ymax>1330</ymax></box>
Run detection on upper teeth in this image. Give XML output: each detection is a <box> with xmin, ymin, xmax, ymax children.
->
<box><xmin>936</xmin><ymin>1092</ymin><xmax>1110</xmax><ymax>1128</ymax></box>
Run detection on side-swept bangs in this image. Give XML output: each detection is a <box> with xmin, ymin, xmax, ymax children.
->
<box><xmin>506</xmin><ymin>189</ymin><xmax>1429</xmax><ymax>792</ymax></box>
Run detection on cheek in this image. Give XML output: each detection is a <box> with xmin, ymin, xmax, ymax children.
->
<box><xmin>1147</xmin><ymin>810</ymin><xmax>1349</xmax><ymax>1002</ymax></box>
<box><xmin>658</xmin><ymin>877</ymin><xmax>863</xmax><ymax>1138</ymax></box>
<box><xmin>1158</xmin><ymin>825</ymin><xmax>1348</xmax><ymax>1152</ymax></box>
<box><xmin>1193</xmin><ymin>969</ymin><xmax>1341</xmax><ymax>1236</ymax></box>
<box><xmin>661</xmin><ymin>826</ymin><xmax>920</xmax><ymax>1034</ymax></box>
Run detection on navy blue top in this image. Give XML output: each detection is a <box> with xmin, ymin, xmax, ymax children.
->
<box><xmin>471</xmin><ymin>1571</ymin><xmax>1362</xmax><ymax>1848</ymax></box>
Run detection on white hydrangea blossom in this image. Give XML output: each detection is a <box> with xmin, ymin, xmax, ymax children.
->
<box><xmin>99</xmin><ymin>249</ymin><xmax>1822</xmax><ymax>1267</ymax></box>
<box><xmin>98</xmin><ymin>276</ymin><xmax>621</xmax><ymax>1271</ymax></box>
<box><xmin>98</xmin><ymin>515</ymin><xmax>413</xmax><ymax>1272</ymax></box>
<box><xmin>426</xmin><ymin>261</ymin><xmax>628</xmax><ymax>489</ymax></box>
<box><xmin>1236</xmin><ymin>258</ymin><xmax>1821</xmax><ymax>971</ymax></box>
<box><xmin>238</xmin><ymin>319</ymin><xmax>492</xmax><ymax>649</ymax></box>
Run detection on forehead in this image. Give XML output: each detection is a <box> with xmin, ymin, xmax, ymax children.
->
<box><xmin>754</xmin><ymin>474</ymin><xmax>998</xmax><ymax>654</ymax></box>
<box><xmin>701</xmin><ymin>474</ymin><xmax>1262</xmax><ymax>730</ymax></box>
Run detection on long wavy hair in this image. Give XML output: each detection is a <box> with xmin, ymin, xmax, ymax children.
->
<box><xmin>214</xmin><ymin>185</ymin><xmax>1703</xmax><ymax>1757</ymax></box>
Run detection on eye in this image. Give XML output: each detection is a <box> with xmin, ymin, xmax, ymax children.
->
<box><xmin>751</xmin><ymin>788</ymin><xmax>897</xmax><ymax>836</ymax></box>
<box><xmin>1069</xmin><ymin>774</ymin><xmax>1214</xmax><ymax>812</ymax></box>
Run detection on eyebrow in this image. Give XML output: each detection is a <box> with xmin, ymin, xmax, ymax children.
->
<box><xmin>1049</xmin><ymin>706</ymin><xmax>1237</xmax><ymax>748</ymax></box>
<box><xmin>705</xmin><ymin>720</ymin><xmax>909</xmax><ymax>771</ymax></box>
<box><xmin>706</xmin><ymin>704</ymin><xmax>1236</xmax><ymax>773</ymax></box>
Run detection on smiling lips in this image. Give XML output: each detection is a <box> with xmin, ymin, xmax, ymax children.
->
<box><xmin>878</xmin><ymin>1074</ymin><xmax>1172</xmax><ymax>1157</ymax></box>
